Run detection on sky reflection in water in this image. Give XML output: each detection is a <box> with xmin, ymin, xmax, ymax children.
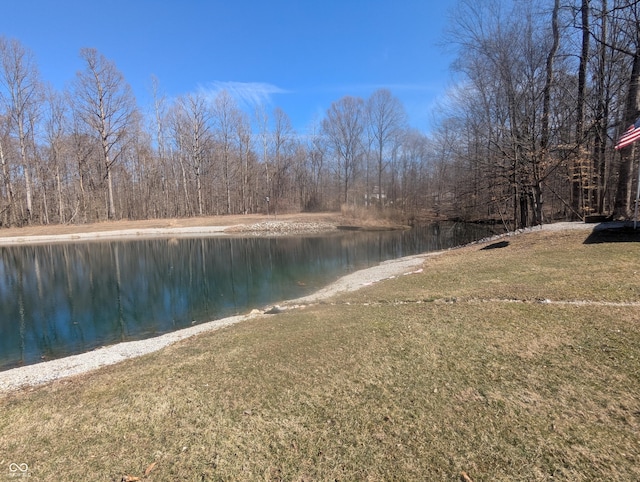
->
<box><xmin>0</xmin><ymin>223</ymin><xmax>495</xmax><ymax>370</ymax></box>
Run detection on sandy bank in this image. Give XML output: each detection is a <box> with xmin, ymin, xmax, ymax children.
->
<box><xmin>0</xmin><ymin>226</ymin><xmax>230</xmax><ymax>246</ymax></box>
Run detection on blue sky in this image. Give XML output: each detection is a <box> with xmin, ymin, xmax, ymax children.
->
<box><xmin>0</xmin><ymin>0</ymin><xmax>457</xmax><ymax>133</ymax></box>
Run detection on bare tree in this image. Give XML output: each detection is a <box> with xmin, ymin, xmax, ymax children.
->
<box><xmin>572</xmin><ymin>0</ymin><xmax>590</xmax><ymax>216</ymax></box>
<box><xmin>305</xmin><ymin>118</ymin><xmax>327</xmax><ymax>210</ymax></box>
<box><xmin>177</xmin><ymin>93</ymin><xmax>212</xmax><ymax>216</ymax></box>
<box><xmin>150</xmin><ymin>75</ymin><xmax>167</xmax><ymax>162</ymax></box>
<box><xmin>73</xmin><ymin>47</ymin><xmax>136</xmax><ymax>220</ymax></box>
<box><xmin>396</xmin><ymin>129</ymin><xmax>430</xmax><ymax>217</ymax></box>
<box><xmin>322</xmin><ymin>96</ymin><xmax>365</xmax><ymax>205</ymax></box>
<box><xmin>611</xmin><ymin>1</ymin><xmax>640</xmax><ymax>218</ymax></box>
<box><xmin>150</xmin><ymin>75</ymin><xmax>172</xmax><ymax>217</ymax></box>
<box><xmin>271</xmin><ymin>107</ymin><xmax>296</xmax><ymax>214</ymax></box>
<box><xmin>234</xmin><ymin>109</ymin><xmax>253</xmax><ymax>214</ymax></box>
<box><xmin>0</xmin><ymin>37</ymin><xmax>42</xmax><ymax>223</ymax></box>
<box><xmin>167</xmin><ymin>99</ymin><xmax>193</xmax><ymax>216</ymax></box>
<box><xmin>67</xmin><ymin>107</ymin><xmax>97</xmax><ymax>223</ymax></box>
<box><xmin>592</xmin><ymin>0</ymin><xmax>613</xmax><ymax>214</ymax></box>
<box><xmin>43</xmin><ymin>85</ymin><xmax>68</xmax><ymax>223</ymax></box>
<box><xmin>254</xmin><ymin>105</ymin><xmax>272</xmax><ymax>214</ymax></box>
<box><xmin>537</xmin><ymin>0</ymin><xmax>561</xmax><ymax>225</ymax></box>
<box><xmin>212</xmin><ymin>90</ymin><xmax>242</xmax><ymax>215</ymax></box>
<box><xmin>442</xmin><ymin>0</ymin><xmax>577</xmax><ymax>227</ymax></box>
<box><xmin>0</xmin><ymin>114</ymin><xmax>14</xmax><ymax>225</ymax></box>
<box><xmin>366</xmin><ymin>89</ymin><xmax>407</xmax><ymax>209</ymax></box>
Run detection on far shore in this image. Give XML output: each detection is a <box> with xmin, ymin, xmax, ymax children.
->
<box><xmin>0</xmin><ymin>225</ymin><xmax>233</xmax><ymax>246</ymax></box>
<box><xmin>0</xmin><ymin>211</ymin><xmax>420</xmax><ymax>245</ymax></box>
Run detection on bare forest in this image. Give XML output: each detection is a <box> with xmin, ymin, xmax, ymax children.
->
<box><xmin>1</xmin><ymin>0</ymin><xmax>640</xmax><ymax>230</ymax></box>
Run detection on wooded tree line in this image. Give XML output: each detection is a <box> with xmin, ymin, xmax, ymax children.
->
<box><xmin>438</xmin><ymin>0</ymin><xmax>640</xmax><ymax>229</ymax></box>
<box><xmin>0</xmin><ymin>39</ymin><xmax>436</xmax><ymax>227</ymax></box>
<box><xmin>1</xmin><ymin>0</ymin><xmax>639</xmax><ymax>229</ymax></box>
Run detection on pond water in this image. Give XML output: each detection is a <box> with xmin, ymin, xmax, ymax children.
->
<box><xmin>0</xmin><ymin>223</ymin><xmax>497</xmax><ymax>370</ymax></box>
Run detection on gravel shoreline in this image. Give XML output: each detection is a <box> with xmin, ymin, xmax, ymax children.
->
<box><xmin>0</xmin><ymin>219</ymin><xmax>416</xmax><ymax>393</ymax></box>
<box><xmin>0</xmin><ymin>220</ymin><xmax>603</xmax><ymax>393</ymax></box>
<box><xmin>0</xmin><ymin>252</ymin><xmax>428</xmax><ymax>393</ymax></box>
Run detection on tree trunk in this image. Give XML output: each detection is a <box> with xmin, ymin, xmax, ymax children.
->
<box><xmin>106</xmin><ymin>164</ymin><xmax>116</xmax><ymax>220</ymax></box>
<box><xmin>614</xmin><ymin>48</ymin><xmax>640</xmax><ymax>218</ymax></box>
<box><xmin>0</xmin><ymin>137</ymin><xmax>14</xmax><ymax>226</ymax></box>
<box><xmin>594</xmin><ymin>0</ymin><xmax>609</xmax><ymax>214</ymax></box>
<box><xmin>17</xmin><ymin>118</ymin><xmax>32</xmax><ymax>222</ymax></box>
<box><xmin>224</xmin><ymin>147</ymin><xmax>231</xmax><ymax>214</ymax></box>
<box><xmin>56</xmin><ymin>165</ymin><xmax>64</xmax><ymax>223</ymax></box>
<box><xmin>537</xmin><ymin>0</ymin><xmax>560</xmax><ymax>225</ymax></box>
<box><xmin>195</xmin><ymin>164</ymin><xmax>202</xmax><ymax>216</ymax></box>
<box><xmin>179</xmin><ymin>155</ymin><xmax>190</xmax><ymax>216</ymax></box>
<box><xmin>571</xmin><ymin>0</ymin><xmax>589</xmax><ymax>216</ymax></box>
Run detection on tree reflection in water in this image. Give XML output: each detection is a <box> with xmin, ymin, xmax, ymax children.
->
<box><xmin>0</xmin><ymin>222</ymin><xmax>496</xmax><ymax>370</ymax></box>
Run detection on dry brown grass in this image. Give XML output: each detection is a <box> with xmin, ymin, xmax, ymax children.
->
<box><xmin>0</xmin><ymin>213</ymin><xmax>345</xmax><ymax>238</ymax></box>
<box><xmin>339</xmin><ymin>204</ymin><xmax>411</xmax><ymax>228</ymax></box>
<box><xmin>347</xmin><ymin>229</ymin><xmax>640</xmax><ymax>304</ymax></box>
<box><xmin>1</xmin><ymin>227</ymin><xmax>639</xmax><ymax>481</ymax></box>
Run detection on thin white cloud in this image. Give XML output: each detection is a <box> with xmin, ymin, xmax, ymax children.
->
<box><xmin>197</xmin><ymin>81</ymin><xmax>289</xmax><ymax>110</ymax></box>
<box><xmin>309</xmin><ymin>83</ymin><xmax>441</xmax><ymax>95</ymax></box>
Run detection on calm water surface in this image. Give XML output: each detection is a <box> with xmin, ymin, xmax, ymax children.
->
<box><xmin>0</xmin><ymin>223</ymin><xmax>496</xmax><ymax>370</ymax></box>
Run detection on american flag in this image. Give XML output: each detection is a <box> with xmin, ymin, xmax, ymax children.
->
<box><xmin>614</xmin><ymin>117</ymin><xmax>640</xmax><ymax>150</ymax></box>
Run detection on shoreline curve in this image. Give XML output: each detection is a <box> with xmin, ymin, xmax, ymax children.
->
<box><xmin>0</xmin><ymin>252</ymin><xmax>428</xmax><ymax>393</ymax></box>
<box><xmin>0</xmin><ymin>220</ymin><xmax>601</xmax><ymax>393</ymax></box>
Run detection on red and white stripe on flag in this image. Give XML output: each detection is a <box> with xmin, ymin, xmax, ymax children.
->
<box><xmin>615</xmin><ymin>117</ymin><xmax>640</xmax><ymax>150</ymax></box>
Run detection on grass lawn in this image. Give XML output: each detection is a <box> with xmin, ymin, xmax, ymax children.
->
<box><xmin>1</xmin><ymin>228</ymin><xmax>639</xmax><ymax>481</ymax></box>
